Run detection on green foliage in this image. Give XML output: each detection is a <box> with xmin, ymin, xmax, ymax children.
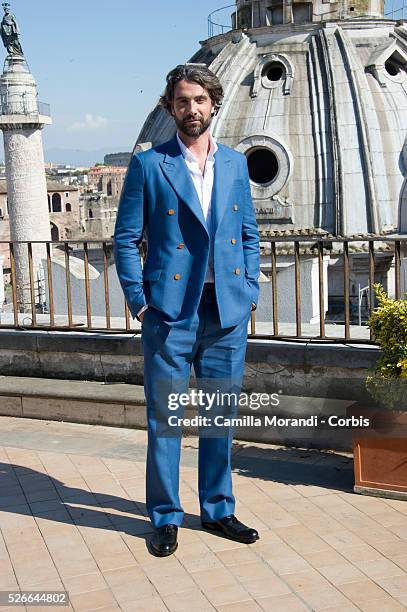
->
<box><xmin>366</xmin><ymin>283</ymin><xmax>407</xmax><ymax>408</ymax></box>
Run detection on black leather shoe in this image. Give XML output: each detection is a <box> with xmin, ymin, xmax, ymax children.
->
<box><xmin>201</xmin><ymin>515</ymin><xmax>259</xmax><ymax>544</ymax></box>
<box><xmin>149</xmin><ymin>524</ymin><xmax>178</xmax><ymax>557</ymax></box>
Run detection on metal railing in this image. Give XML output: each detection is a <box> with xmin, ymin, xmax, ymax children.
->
<box><xmin>206</xmin><ymin>0</ymin><xmax>404</xmax><ymax>38</ymax></box>
<box><xmin>384</xmin><ymin>0</ymin><xmax>407</xmax><ymax>19</ymax></box>
<box><xmin>0</xmin><ymin>100</ymin><xmax>51</xmax><ymax>117</ymax></box>
<box><xmin>38</xmin><ymin>102</ymin><xmax>51</xmax><ymax>116</ymax></box>
<box><xmin>1</xmin><ymin>237</ymin><xmax>406</xmax><ymax>343</ymax></box>
<box><xmin>208</xmin><ymin>4</ymin><xmax>235</xmax><ymax>38</ymax></box>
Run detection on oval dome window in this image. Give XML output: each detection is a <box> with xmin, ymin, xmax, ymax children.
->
<box><xmin>262</xmin><ymin>62</ymin><xmax>285</xmax><ymax>82</ymax></box>
<box><xmin>385</xmin><ymin>60</ymin><xmax>400</xmax><ymax>77</ymax></box>
<box><xmin>246</xmin><ymin>148</ymin><xmax>279</xmax><ymax>184</ymax></box>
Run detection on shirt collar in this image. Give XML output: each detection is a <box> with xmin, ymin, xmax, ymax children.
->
<box><xmin>176</xmin><ymin>131</ymin><xmax>218</xmax><ymax>164</ymax></box>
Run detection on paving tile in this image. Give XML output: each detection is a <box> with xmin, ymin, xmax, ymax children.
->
<box><xmin>299</xmin><ymin>584</ymin><xmax>355</xmax><ymax>610</ymax></box>
<box><xmin>215</xmin><ymin>546</ymin><xmax>260</xmax><ymax>567</ymax></box>
<box><xmin>282</xmin><ymin>568</ymin><xmax>331</xmax><ymax>592</ymax></box>
<box><xmin>0</xmin><ymin>492</ymin><xmax>27</xmax><ymax>508</ymax></box>
<box><xmin>0</xmin><ymin>505</ymin><xmax>35</xmax><ymax>529</ymax></box>
<box><xmin>111</xmin><ymin>519</ymin><xmax>153</xmax><ymax>536</ymax></box>
<box><xmin>69</xmin><ymin>588</ymin><xmax>119</xmax><ymax>611</ymax></box>
<box><xmin>257</xmin><ymin>543</ymin><xmax>311</xmax><ymax>574</ymax></box>
<box><xmin>147</xmin><ymin>568</ymin><xmax>196</xmax><ymax>597</ymax></box>
<box><xmin>103</xmin><ymin>565</ymin><xmax>147</xmax><ymax>588</ymax></box>
<box><xmin>396</xmin><ymin>596</ymin><xmax>407</xmax><ymax>608</ymax></box>
<box><xmin>314</xmin><ymin>605</ymin><xmax>359</xmax><ymax>611</ymax></box>
<box><xmin>390</xmin><ymin>526</ymin><xmax>407</xmax><ymax>540</ymax></box>
<box><xmin>92</xmin><ymin>551</ymin><xmax>138</xmax><ymax>573</ymax></box>
<box><xmin>339</xmin><ymin>544</ymin><xmax>384</xmax><ymax>564</ymax></box>
<box><xmin>355</xmin><ymin>527</ymin><xmax>403</xmax><ymax>547</ymax></box>
<box><xmin>371</xmin><ymin>540</ymin><xmax>407</xmax><ymax>558</ymax></box>
<box><xmin>374</xmin><ymin>574</ymin><xmax>407</xmax><ymax>598</ymax></box>
<box><xmin>373</xmin><ymin>511</ymin><xmax>407</xmax><ymax>528</ymax></box>
<box><xmin>22</xmin><ymin>577</ymin><xmax>66</xmax><ymax>592</ymax></box>
<box><xmin>178</xmin><ymin>550</ymin><xmax>224</xmax><ymax>573</ymax></box>
<box><xmin>204</xmin><ymin>582</ymin><xmax>252</xmax><ymax>606</ymax></box>
<box><xmin>61</xmin><ymin>571</ymin><xmax>108</xmax><ymax>596</ymax></box>
<box><xmin>140</xmin><ymin>553</ymin><xmax>184</xmax><ymax>573</ymax></box>
<box><xmin>256</xmin><ymin>593</ymin><xmax>309</xmax><ymax>611</ymax></box>
<box><xmin>337</xmin><ymin>493</ymin><xmax>387</xmax><ymax>510</ymax></box>
<box><xmin>356</xmin><ymin>597</ymin><xmax>407</xmax><ymax>611</ymax></box>
<box><xmin>120</xmin><ymin>597</ymin><xmax>168</xmax><ymax>611</ymax></box>
<box><xmin>196</xmin><ymin>531</ymin><xmax>246</xmax><ymax>552</ymax></box>
<box><xmin>338</xmin><ymin>579</ymin><xmax>393</xmax><ymax>604</ymax></box>
<box><xmin>165</xmin><ymin>587</ymin><xmax>215</xmax><ymax>611</ymax></box>
<box><xmin>29</xmin><ymin>498</ymin><xmax>67</xmax><ymax>513</ymax></box>
<box><xmin>320</xmin><ymin>529</ymin><xmax>366</xmax><ymax>549</ymax></box>
<box><xmin>216</xmin><ymin>600</ymin><xmax>263</xmax><ymax>611</ymax></box>
<box><xmin>172</xmin><ymin>539</ymin><xmax>209</xmax><ymax>559</ymax></box>
<box><xmin>59</xmin><ymin>557</ymin><xmax>101</xmax><ymax>580</ymax></box>
<box><xmin>302</xmin><ymin>548</ymin><xmax>349</xmax><ymax>568</ymax></box>
<box><xmin>26</xmin><ymin>607</ymin><xmax>75</xmax><ymax>612</ymax></box>
<box><xmin>317</xmin><ymin>561</ymin><xmax>365</xmax><ymax>585</ymax></box>
<box><xmin>357</xmin><ymin>558</ymin><xmax>406</xmax><ymax>580</ymax></box>
<box><xmin>228</xmin><ymin>560</ymin><xmax>280</xmax><ymax>583</ymax></box>
<box><xmin>106</xmin><ymin>578</ymin><xmax>158</xmax><ymax>605</ymax></box>
<box><xmin>274</xmin><ymin>525</ymin><xmax>332</xmax><ymax>554</ymax></box>
<box><xmin>392</xmin><ymin>556</ymin><xmax>407</xmax><ymax>572</ymax></box>
<box><xmin>245</xmin><ymin>575</ymin><xmax>291</xmax><ymax>599</ymax></box>
<box><xmin>191</xmin><ymin>567</ymin><xmax>237</xmax><ymax>590</ymax></box>
<box><xmin>0</xmin><ymin>558</ymin><xmax>19</xmax><ymax>589</ymax></box>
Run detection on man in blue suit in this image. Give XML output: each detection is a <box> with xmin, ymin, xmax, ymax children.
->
<box><xmin>114</xmin><ymin>64</ymin><xmax>260</xmax><ymax>556</ymax></box>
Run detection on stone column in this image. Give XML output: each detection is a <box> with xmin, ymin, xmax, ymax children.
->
<box><xmin>0</xmin><ymin>56</ymin><xmax>52</xmax><ymax>312</ymax></box>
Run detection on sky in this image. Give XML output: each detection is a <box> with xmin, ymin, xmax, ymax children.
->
<box><xmin>1</xmin><ymin>0</ymin><xmax>403</xmax><ymax>163</ymax></box>
<box><xmin>1</xmin><ymin>0</ymin><xmax>232</xmax><ymax>162</ymax></box>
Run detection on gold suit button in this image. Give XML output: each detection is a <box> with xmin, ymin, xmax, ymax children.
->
<box><xmin>177</xmin><ymin>243</ymin><xmax>185</xmax><ymax>249</ymax></box>
<box><xmin>234</xmin><ymin>268</ymin><xmax>241</xmax><ymax>275</ymax></box>
<box><xmin>174</xmin><ymin>273</ymin><xmax>181</xmax><ymax>280</ymax></box>
<box><xmin>233</xmin><ymin>204</ymin><xmax>238</xmax><ymax>211</ymax></box>
<box><xmin>168</xmin><ymin>209</ymin><xmax>175</xmax><ymax>215</ymax></box>
<box><xmin>231</xmin><ymin>238</ymin><xmax>237</xmax><ymax>245</ymax></box>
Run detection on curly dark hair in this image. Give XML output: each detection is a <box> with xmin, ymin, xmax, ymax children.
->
<box><xmin>160</xmin><ymin>64</ymin><xmax>224</xmax><ymax>115</ymax></box>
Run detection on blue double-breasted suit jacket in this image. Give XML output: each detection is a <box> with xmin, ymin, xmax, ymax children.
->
<box><xmin>113</xmin><ymin>135</ymin><xmax>260</xmax><ymax>330</ymax></box>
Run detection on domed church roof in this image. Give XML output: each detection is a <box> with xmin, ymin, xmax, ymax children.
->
<box><xmin>136</xmin><ymin>0</ymin><xmax>407</xmax><ymax>236</ymax></box>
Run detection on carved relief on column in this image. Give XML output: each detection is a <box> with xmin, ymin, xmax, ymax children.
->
<box><xmin>3</xmin><ymin>129</ymin><xmax>50</xmax><ymax>311</ymax></box>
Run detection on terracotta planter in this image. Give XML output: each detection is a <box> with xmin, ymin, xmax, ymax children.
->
<box><xmin>347</xmin><ymin>403</ymin><xmax>407</xmax><ymax>500</ymax></box>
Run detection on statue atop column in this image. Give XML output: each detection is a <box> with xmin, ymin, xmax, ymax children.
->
<box><xmin>1</xmin><ymin>3</ymin><xmax>23</xmax><ymax>57</ymax></box>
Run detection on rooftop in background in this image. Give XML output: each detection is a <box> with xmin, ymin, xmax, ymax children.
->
<box><xmin>207</xmin><ymin>0</ymin><xmax>406</xmax><ymax>37</ymax></box>
<box><xmin>88</xmin><ymin>166</ymin><xmax>127</xmax><ymax>175</ymax></box>
<box><xmin>104</xmin><ymin>152</ymin><xmax>131</xmax><ymax>168</ymax></box>
<box><xmin>0</xmin><ymin>180</ymin><xmax>78</xmax><ymax>194</ymax></box>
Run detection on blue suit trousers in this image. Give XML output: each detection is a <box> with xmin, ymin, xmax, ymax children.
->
<box><xmin>141</xmin><ymin>284</ymin><xmax>250</xmax><ymax>528</ymax></box>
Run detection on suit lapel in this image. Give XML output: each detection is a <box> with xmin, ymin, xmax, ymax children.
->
<box><xmin>159</xmin><ymin>136</ymin><xmax>208</xmax><ymax>236</ymax></box>
<box><xmin>212</xmin><ymin>145</ymin><xmax>233</xmax><ymax>235</ymax></box>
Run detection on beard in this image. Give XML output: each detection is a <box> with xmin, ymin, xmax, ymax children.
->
<box><xmin>175</xmin><ymin>113</ymin><xmax>212</xmax><ymax>138</ymax></box>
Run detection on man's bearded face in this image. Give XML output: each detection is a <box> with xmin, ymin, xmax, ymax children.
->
<box><xmin>171</xmin><ymin>80</ymin><xmax>215</xmax><ymax>138</ymax></box>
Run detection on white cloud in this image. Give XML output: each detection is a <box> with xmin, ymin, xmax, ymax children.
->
<box><xmin>69</xmin><ymin>113</ymin><xmax>108</xmax><ymax>131</ymax></box>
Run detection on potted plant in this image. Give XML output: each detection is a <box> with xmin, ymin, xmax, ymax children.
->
<box><xmin>349</xmin><ymin>283</ymin><xmax>407</xmax><ymax>499</ymax></box>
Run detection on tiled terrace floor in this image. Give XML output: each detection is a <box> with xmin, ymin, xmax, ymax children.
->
<box><xmin>0</xmin><ymin>416</ymin><xmax>406</xmax><ymax>612</ymax></box>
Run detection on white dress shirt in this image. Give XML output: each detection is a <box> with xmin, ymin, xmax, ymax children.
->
<box><xmin>176</xmin><ymin>131</ymin><xmax>217</xmax><ymax>284</ymax></box>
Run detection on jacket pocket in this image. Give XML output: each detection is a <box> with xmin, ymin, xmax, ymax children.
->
<box><xmin>143</xmin><ymin>268</ymin><xmax>162</xmax><ymax>281</ymax></box>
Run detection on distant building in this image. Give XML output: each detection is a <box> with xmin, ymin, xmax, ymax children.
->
<box><xmin>104</xmin><ymin>152</ymin><xmax>131</xmax><ymax>168</ymax></box>
<box><xmin>87</xmin><ymin>166</ymin><xmax>126</xmax><ymax>197</ymax></box>
<box><xmin>79</xmin><ymin>192</ymin><xmax>117</xmax><ymax>240</ymax></box>
<box><xmin>0</xmin><ymin>181</ymin><xmax>81</xmax><ymax>276</ymax></box>
<box><xmin>46</xmin><ymin>166</ymin><xmax>89</xmax><ymax>188</ymax></box>
<box><xmin>45</xmin><ymin>181</ymin><xmax>81</xmax><ymax>241</ymax></box>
